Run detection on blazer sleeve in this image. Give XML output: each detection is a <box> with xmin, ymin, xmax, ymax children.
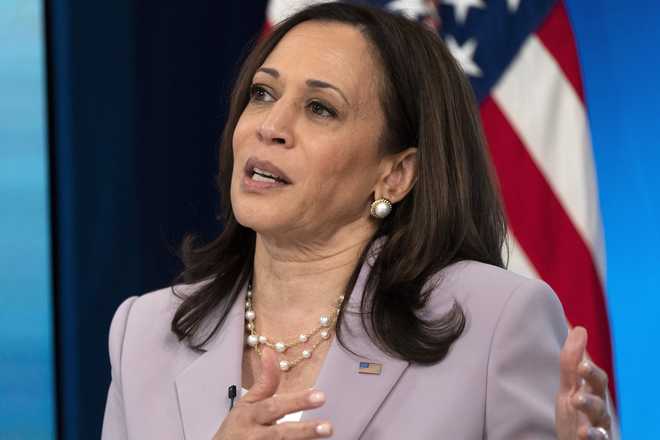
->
<box><xmin>101</xmin><ymin>296</ymin><xmax>138</xmax><ymax>440</ymax></box>
<box><xmin>484</xmin><ymin>279</ymin><xmax>569</xmax><ymax>439</ymax></box>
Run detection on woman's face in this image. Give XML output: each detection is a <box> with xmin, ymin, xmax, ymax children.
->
<box><xmin>231</xmin><ymin>21</ymin><xmax>387</xmax><ymax>243</ymax></box>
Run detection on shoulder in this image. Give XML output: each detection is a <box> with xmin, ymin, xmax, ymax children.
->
<box><xmin>121</xmin><ymin>284</ymin><xmax>184</xmax><ymax>328</ymax></box>
<box><xmin>112</xmin><ymin>280</ymin><xmax>211</xmax><ymax>330</ymax></box>
<box><xmin>107</xmin><ymin>282</ymin><xmax>209</xmax><ymax>368</ymax></box>
<box><xmin>433</xmin><ymin>260</ymin><xmax>547</xmax><ymax>297</ymax></box>
<box><xmin>110</xmin><ymin>285</ymin><xmax>182</xmax><ymax>337</ymax></box>
<box><xmin>425</xmin><ymin>260</ymin><xmax>564</xmax><ymax>321</ymax></box>
<box><xmin>420</xmin><ymin>260</ymin><xmax>567</xmax><ymax>359</ymax></box>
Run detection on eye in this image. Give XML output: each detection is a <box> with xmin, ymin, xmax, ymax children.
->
<box><xmin>249</xmin><ymin>84</ymin><xmax>275</xmax><ymax>102</ymax></box>
<box><xmin>308</xmin><ymin>100</ymin><xmax>337</xmax><ymax>118</ymax></box>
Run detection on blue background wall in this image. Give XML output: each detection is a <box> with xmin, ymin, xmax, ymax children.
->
<box><xmin>565</xmin><ymin>1</ymin><xmax>660</xmax><ymax>438</ymax></box>
<box><xmin>0</xmin><ymin>1</ymin><xmax>55</xmax><ymax>438</ymax></box>
<box><xmin>46</xmin><ymin>1</ymin><xmax>267</xmax><ymax>438</ymax></box>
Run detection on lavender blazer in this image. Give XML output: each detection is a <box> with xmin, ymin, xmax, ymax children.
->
<box><xmin>102</xmin><ymin>258</ymin><xmax>568</xmax><ymax>439</ymax></box>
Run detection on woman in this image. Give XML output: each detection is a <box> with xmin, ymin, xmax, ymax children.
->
<box><xmin>102</xmin><ymin>3</ymin><xmax>612</xmax><ymax>439</ymax></box>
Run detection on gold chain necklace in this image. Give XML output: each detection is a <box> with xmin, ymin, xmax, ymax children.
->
<box><xmin>244</xmin><ymin>282</ymin><xmax>345</xmax><ymax>371</ymax></box>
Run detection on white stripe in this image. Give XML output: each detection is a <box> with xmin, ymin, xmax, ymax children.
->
<box><xmin>505</xmin><ymin>233</ymin><xmax>540</xmax><ymax>280</ymax></box>
<box><xmin>266</xmin><ymin>0</ymin><xmax>335</xmax><ymax>25</ymax></box>
<box><xmin>267</xmin><ymin>0</ymin><xmax>432</xmax><ymax>23</ymax></box>
<box><xmin>492</xmin><ymin>35</ymin><xmax>606</xmax><ymax>283</ymax></box>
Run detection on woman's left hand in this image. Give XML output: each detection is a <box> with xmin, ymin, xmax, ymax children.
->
<box><xmin>555</xmin><ymin>326</ymin><xmax>612</xmax><ymax>440</ymax></box>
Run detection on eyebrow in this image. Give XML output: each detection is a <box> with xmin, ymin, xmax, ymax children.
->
<box><xmin>255</xmin><ymin>67</ymin><xmax>350</xmax><ymax>105</ymax></box>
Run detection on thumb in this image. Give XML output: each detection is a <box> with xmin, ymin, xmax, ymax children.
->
<box><xmin>559</xmin><ymin>326</ymin><xmax>587</xmax><ymax>393</ymax></box>
<box><xmin>242</xmin><ymin>347</ymin><xmax>280</xmax><ymax>403</ymax></box>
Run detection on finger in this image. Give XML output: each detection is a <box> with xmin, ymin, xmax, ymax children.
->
<box><xmin>253</xmin><ymin>388</ymin><xmax>326</xmax><ymax>425</ymax></box>
<box><xmin>242</xmin><ymin>347</ymin><xmax>280</xmax><ymax>403</ymax></box>
<box><xmin>578</xmin><ymin>425</ymin><xmax>611</xmax><ymax>440</ymax></box>
<box><xmin>572</xmin><ymin>392</ymin><xmax>611</xmax><ymax>430</ymax></box>
<box><xmin>265</xmin><ymin>420</ymin><xmax>333</xmax><ymax>439</ymax></box>
<box><xmin>578</xmin><ymin>359</ymin><xmax>609</xmax><ymax>398</ymax></box>
<box><xmin>560</xmin><ymin>326</ymin><xmax>588</xmax><ymax>393</ymax></box>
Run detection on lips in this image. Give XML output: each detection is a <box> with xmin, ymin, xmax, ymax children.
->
<box><xmin>244</xmin><ymin>157</ymin><xmax>292</xmax><ymax>184</ymax></box>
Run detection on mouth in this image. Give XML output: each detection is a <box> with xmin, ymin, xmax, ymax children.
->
<box><xmin>244</xmin><ymin>157</ymin><xmax>292</xmax><ymax>185</ymax></box>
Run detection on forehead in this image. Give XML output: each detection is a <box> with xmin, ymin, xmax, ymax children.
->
<box><xmin>260</xmin><ymin>21</ymin><xmax>381</xmax><ymax>106</ymax></box>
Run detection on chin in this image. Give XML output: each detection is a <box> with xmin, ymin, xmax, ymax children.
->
<box><xmin>230</xmin><ymin>178</ymin><xmax>294</xmax><ymax>233</ymax></box>
<box><xmin>231</xmin><ymin>197</ymin><xmax>281</xmax><ymax>234</ymax></box>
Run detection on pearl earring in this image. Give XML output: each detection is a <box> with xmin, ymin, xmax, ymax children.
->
<box><xmin>370</xmin><ymin>198</ymin><xmax>392</xmax><ymax>219</ymax></box>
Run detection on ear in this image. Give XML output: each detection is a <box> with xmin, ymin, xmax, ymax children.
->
<box><xmin>374</xmin><ymin>147</ymin><xmax>418</xmax><ymax>204</ymax></box>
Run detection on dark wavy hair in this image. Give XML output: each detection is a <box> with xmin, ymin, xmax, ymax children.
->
<box><xmin>171</xmin><ymin>2</ymin><xmax>507</xmax><ymax>364</ymax></box>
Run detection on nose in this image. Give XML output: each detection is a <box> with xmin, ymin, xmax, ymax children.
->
<box><xmin>256</xmin><ymin>101</ymin><xmax>293</xmax><ymax>148</ymax></box>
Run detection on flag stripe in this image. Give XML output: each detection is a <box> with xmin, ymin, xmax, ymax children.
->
<box><xmin>536</xmin><ymin>1</ymin><xmax>586</xmax><ymax>102</ymax></box>
<box><xmin>481</xmin><ymin>96</ymin><xmax>616</xmax><ymax>401</ymax></box>
<box><xmin>267</xmin><ymin>0</ymin><xmax>331</xmax><ymax>25</ymax></box>
<box><xmin>505</xmin><ymin>233</ymin><xmax>540</xmax><ymax>279</ymax></box>
<box><xmin>492</xmin><ymin>35</ymin><xmax>606</xmax><ymax>282</ymax></box>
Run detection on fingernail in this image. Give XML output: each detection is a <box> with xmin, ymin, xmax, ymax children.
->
<box><xmin>574</xmin><ymin>393</ymin><xmax>587</xmax><ymax>407</ymax></box>
<box><xmin>316</xmin><ymin>422</ymin><xmax>332</xmax><ymax>436</ymax></box>
<box><xmin>309</xmin><ymin>390</ymin><xmax>326</xmax><ymax>404</ymax></box>
<box><xmin>587</xmin><ymin>427</ymin><xmax>606</xmax><ymax>440</ymax></box>
<box><xmin>580</xmin><ymin>360</ymin><xmax>592</xmax><ymax>374</ymax></box>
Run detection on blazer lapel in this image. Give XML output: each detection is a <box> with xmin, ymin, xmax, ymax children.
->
<box><xmin>175</xmin><ymin>284</ymin><xmax>247</xmax><ymax>440</ymax></box>
<box><xmin>301</xmin><ymin>258</ymin><xmax>410</xmax><ymax>439</ymax></box>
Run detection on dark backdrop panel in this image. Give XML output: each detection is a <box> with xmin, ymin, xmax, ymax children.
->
<box><xmin>46</xmin><ymin>2</ymin><xmax>267</xmax><ymax>438</ymax></box>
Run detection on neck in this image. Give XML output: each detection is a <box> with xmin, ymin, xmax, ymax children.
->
<box><xmin>250</xmin><ymin>220</ymin><xmax>376</xmax><ymax>336</ymax></box>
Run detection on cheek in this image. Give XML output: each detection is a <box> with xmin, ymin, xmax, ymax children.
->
<box><xmin>232</xmin><ymin>115</ymin><xmax>249</xmax><ymax>155</ymax></box>
<box><xmin>231</xmin><ymin>114</ymin><xmax>253</xmax><ymax>175</ymax></box>
<box><xmin>309</xmin><ymin>143</ymin><xmax>378</xmax><ymax>204</ymax></box>
<box><xmin>229</xmin><ymin>119</ymin><xmax>249</xmax><ymax>204</ymax></box>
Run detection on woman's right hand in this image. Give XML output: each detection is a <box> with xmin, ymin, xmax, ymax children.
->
<box><xmin>213</xmin><ymin>347</ymin><xmax>333</xmax><ymax>439</ymax></box>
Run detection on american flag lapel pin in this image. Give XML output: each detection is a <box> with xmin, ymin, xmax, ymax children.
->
<box><xmin>358</xmin><ymin>361</ymin><xmax>382</xmax><ymax>375</ymax></box>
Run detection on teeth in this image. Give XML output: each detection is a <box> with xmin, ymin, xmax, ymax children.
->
<box><xmin>251</xmin><ymin>173</ymin><xmax>277</xmax><ymax>183</ymax></box>
<box><xmin>253</xmin><ymin>167</ymin><xmax>280</xmax><ymax>180</ymax></box>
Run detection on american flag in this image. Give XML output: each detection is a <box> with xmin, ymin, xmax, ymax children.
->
<box><xmin>358</xmin><ymin>361</ymin><xmax>383</xmax><ymax>375</ymax></box>
<box><xmin>265</xmin><ymin>0</ymin><xmax>617</xmax><ymax>429</ymax></box>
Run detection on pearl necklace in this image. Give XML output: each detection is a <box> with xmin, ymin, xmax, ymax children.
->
<box><xmin>244</xmin><ymin>282</ymin><xmax>345</xmax><ymax>371</ymax></box>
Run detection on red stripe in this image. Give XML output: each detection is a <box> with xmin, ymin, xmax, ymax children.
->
<box><xmin>261</xmin><ymin>20</ymin><xmax>273</xmax><ymax>40</ymax></box>
<box><xmin>480</xmin><ymin>97</ymin><xmax>616</xmax><ymax>403</ymax></box>
<box><xmin>536</xmin><ymin>1</ymin><xmax>586</xmax><ymax>102</ymax></box>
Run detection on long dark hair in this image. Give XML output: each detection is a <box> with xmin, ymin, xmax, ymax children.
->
<box><xmin>171</xmin><ymin>2</ymin><xmax>506</xmax><ymax>364</ymax></box>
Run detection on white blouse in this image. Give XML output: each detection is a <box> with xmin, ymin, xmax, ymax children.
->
<box><xmin>241</xmin><ymin>387</ymin><xmax>304</xmax><ymax>423</ymax></box>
